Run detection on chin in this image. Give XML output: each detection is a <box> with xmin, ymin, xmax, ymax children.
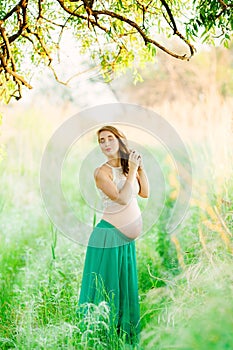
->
<box><xmin>106</xmin><ymin>151</ymin><xmax>118</xmax><ymax>157</ymax></box>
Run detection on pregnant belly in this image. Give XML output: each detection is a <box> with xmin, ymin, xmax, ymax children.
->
<box><xmin>102</xmin><ymin>198</ymin><xmax>142</xmax><ymax>239</ymax></box>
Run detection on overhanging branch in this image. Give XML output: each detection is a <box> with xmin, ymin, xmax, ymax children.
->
<box><xmin>0</xmin><ymin>0</ymin><xmax>32</xmax><ymax>101</ymax></box>
<box><xmin>92</xmin><ymin>9</ymin><xmax>195</xmax><ymax>60</ymax></box>
<box><xmin>2</xmin><ymin>0</ymin><xmax>231</xmax><ymax>103</ymax></box>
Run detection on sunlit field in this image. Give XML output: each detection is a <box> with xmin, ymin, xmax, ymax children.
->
<box><xmin>0</xmin><ymin>46</ymin><xmax>233</xmax><ymax>349</ymax></box>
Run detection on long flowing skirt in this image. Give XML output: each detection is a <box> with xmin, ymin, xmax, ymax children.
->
<box><xmin>78</xmin><ymin>219</ymin><xmax>140</xmax><ymax>343</ymax></box>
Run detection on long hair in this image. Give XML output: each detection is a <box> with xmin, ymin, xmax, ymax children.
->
<box><xmin>97</xmin><ymin>125</ymin><xmax>130</xmax><ymax>175</ymax></box>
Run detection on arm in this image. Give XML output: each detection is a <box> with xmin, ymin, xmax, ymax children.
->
<box><xmin>137</xmin><ymin>167</ymin><xmax>150</xmax><ymax>198</ymax></box>
<box><xmin>94</xmin><ymin>151</ymin><xmax>140</xmax><ymax>206</ymax></box>
<box><xmin>94</xmin><ymin>167</ymin><xmax>138</xmax><ymax>205</ymax></box>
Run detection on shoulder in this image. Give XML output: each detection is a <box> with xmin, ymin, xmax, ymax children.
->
<box><xmin>94</xmin><ymin>164</ymin><xmax>114</xmax><ymax>190</ymax></box>
<box><xmin>94</xmin><ymin>164</ymin><xmax>112</xmax><ymax>181</ymax></box>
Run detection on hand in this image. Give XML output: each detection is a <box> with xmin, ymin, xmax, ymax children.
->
<box><xmin>128</xmin><ymin>149</ymin><xmax>141</xmax><ymax>171</ymax></box>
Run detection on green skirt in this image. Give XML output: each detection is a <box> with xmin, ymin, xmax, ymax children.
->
<box><xmin>78</xmin><ymin>219</ymin><xmax>140</xmax><ymax>343</ymax></box>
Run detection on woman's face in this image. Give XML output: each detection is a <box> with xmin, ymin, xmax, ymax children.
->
<box><xmin>99</xmin><ymin>130</ymin><xmax>120</xmax><ymax>158</ymax></box>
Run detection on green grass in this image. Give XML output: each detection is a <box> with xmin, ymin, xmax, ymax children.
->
<box><xmin>0</xmin><ymin>110</ymin><xmax>233</xmax><ymax>350</ymax></box>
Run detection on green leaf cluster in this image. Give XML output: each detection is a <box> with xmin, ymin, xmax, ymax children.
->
<box><xmin>0</xmin><ymin>0</ymin><xmax>232</xmax><ymax>102</ymax></box>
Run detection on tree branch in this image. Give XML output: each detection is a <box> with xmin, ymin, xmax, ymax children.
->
<box><xmin>160</xmin><ymin>0</ymin><xmax>177</xmax><ymax>33</ymax></box>
<box><xmin>0</xmin><ymin>26</ymin><xmax>16</xmax><ymax>72</ymax></box>
<box><xmin>55</xmin><ymin>0</ymin><xmax>108</xmax><ymax>32</ymax></box>
<box><xmin>217</xmin><ymin>0</ymin><xmax>228</xmax><ymax>9</ymax></box>
<box><xmin>2</xmin><ymin>0</ymin><xmax>29</xmax><ymax>46</ymax></box>
<box><xmin>160</xmin><ymin>0</ymin><xmax>195</xmax><ymax>56</ymax></box>
<box><xmin>216</xmin><ymin>0</ymin><xmax>233</xmax><ymax>20</ymax></box>
<box><xmin>26</xmin><ymin>27</ymin><xmax>52</xmax><ymax>64</ymax></box>
<box><xmin>1</xmin><ymin>0</ymin><xmax>231</xmax><ymax>103</ymax></box>
<box><xmin>0</xmin><ymin>1</ymin><xmax>32</xmax><ymax>102</ymax></box>
<box><xmin>1</xmin><ymin>1</ymin><xmax>21</xmax><ymax>21</ymax></box>
<box><xmin>92</xmin><ymin>9</ymin><xmax>195</xmax><ymax>60</ymax></box>
<box><xmin>0</xmin><ymin>54</ymin><xmax>32</xmax><ymax>89</ymax></box>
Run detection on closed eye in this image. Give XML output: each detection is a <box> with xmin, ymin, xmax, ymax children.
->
<box><xmin>100</xmin><ymin>136</ymin><xmax>115</xmax><ymax>143</ymax></box>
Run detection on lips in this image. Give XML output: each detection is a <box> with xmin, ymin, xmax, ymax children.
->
<box><xmin>105</xmin><ymin>148</ymin><xmax>111</xmax><ymax>152</ymax></box>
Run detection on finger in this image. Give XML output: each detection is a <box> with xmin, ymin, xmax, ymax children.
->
<box><xmin>129</xmin><ymin>152</ymin><xmax>138</xmax><ymax>159</ymax></box>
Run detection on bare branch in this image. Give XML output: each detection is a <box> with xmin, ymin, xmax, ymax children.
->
<box><xmin>65</xmin><ymin>65</ymin><xmax>101</xmax><ymax>84</ymax></box>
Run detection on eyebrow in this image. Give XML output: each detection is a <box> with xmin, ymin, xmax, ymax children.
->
<box><xmin>99</xmin><ymin>134</ymin><xmax>114</xmax><ymax>141</ymax></box>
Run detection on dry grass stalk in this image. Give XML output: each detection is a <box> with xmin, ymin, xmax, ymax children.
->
<box><xmin>171</xmin><ymin>234</ymin><xmax>185</xmax><ymax>270</ymax></box>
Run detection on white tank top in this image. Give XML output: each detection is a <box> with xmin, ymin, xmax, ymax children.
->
<box><xmin>98</xmin><ymin>163</ymin><xmax>140</xmax><ymax>209</ymax></box>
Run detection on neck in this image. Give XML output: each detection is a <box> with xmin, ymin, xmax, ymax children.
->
<box><xmin>107</xmin><ymin>157</ymin><xmax>121</xmax><ymax>167</ymax></box>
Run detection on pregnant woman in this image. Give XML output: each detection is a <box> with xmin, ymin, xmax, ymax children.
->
<box><xmin>78</xmin><ymin>125</ymin><xmax>149</xmax><ymax>345</ymax></box>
